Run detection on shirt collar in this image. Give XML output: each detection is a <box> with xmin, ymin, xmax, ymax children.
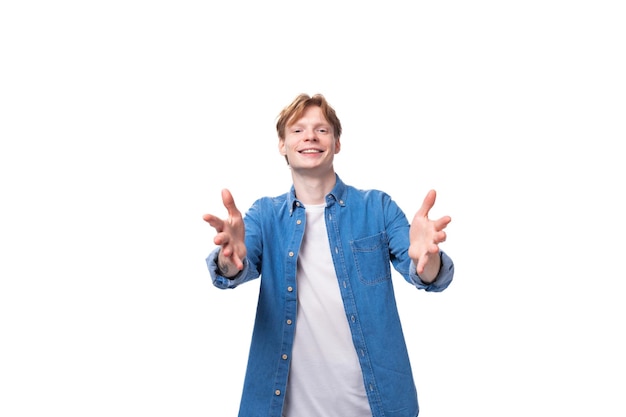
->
<box><xmin>287</xmin><ymin>174</ymin><xmax>347</xmax><ymax>215</ymax></box>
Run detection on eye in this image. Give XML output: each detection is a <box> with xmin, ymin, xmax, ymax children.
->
<box><xmin>317</xmin><ymin>128</ymin><xmax>328</xmax><ymax>133</ymax></box>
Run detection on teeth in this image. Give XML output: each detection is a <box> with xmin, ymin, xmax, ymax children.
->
<box><xmin>301</xmin><ymin>149</ymin><xmax>321</xmax><ymax>153</ymax></box>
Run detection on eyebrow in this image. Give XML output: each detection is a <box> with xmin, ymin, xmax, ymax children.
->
<box><xmin>290</xmin><ymin>122</ymin><xmax>331</xmax><ymax>129</ymax></box>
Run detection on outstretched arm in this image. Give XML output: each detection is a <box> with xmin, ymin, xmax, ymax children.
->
<box><xmin>408</xmin><ymin>189</ymin><xmax>451</xmax><ymax>283</ymax></box>
<box><xmin>202</xmin><ymin>189</ymin><xmax>247</xmax><ymax>277</ymax></box>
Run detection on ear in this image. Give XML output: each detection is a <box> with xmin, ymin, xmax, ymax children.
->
<box><xmin>278</xmin><ymin>138</ymin><xmax>286</xmax><ymax>156</ymax></box>
<box><xmin>334</xmin><ymin>136</ymin><xmax>341</xmax><ymax>154</ymax></box>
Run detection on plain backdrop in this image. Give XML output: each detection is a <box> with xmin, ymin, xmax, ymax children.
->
<box><xmin>1</xmin><ymin>1</ymin><xmax>624</xmax><ymax>416</ymax></box>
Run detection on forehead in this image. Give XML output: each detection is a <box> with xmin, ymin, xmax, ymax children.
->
<box><xmin>289</xmin><ymin>106</ymin><xmax>329</xmax><ymax>126</ymax></box>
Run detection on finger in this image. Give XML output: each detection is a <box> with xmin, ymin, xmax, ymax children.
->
<box><xmin>220</xmin><ymin>245</ymin><xmax>231</xmax><ymax>257</ymax></box>
<box><xmin>220</xmin><ymin>246</ymin><xmax>243</xmax><ymax>270</ymax></box>
<box><xmin>202</xmin><ymin>213</ymin><xmax>217</xmax><ymax>223</ymax></box>
<box><xmin>433</xmin><ymin>215</ymin><xmax>452</xmax><ymax>231</ymax></box>
<box><xmin>213</xmin><ymin>233</ymin><xmax>230</xmax><ymax>247</ymax></box>
<box><xmin>416</xmin><ymin>254</ymin><xmax>428</xmax><ymax>275</ymax></box>
<box><xmin>416</xmin><ymin>189</ymin><xmax>436</xmax><ymax>218</ymax></box>
<box><xmin>203</xmin><ymin>214</ymin><xmax>225</xmax><ymax>231</ymax></box>
<box><xmin>221</xmin><ymin>188</ymin><xmax>242</xmax><ymax>218</ymax></box>
<box><xmin>232</xmin><ymin>253</ymin><xmax>244</xmax><ymax>271</ymax></box>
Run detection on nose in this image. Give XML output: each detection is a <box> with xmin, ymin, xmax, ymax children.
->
<box><xmin>305</xmin><ymin>128</ymin><xmax>318</xmax><ymax>141</ymax></box>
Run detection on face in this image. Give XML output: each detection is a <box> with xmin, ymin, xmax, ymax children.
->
<box><xmin>278</xmin><ymin>105</ymin><xmax>341</xmax><ymax>173</ymax></box>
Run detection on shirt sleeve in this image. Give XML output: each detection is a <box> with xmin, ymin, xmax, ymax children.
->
<box><xmin>408</xmin><ymin>250</ymin><xmax>454</xmax><ymax>292</ymax></box>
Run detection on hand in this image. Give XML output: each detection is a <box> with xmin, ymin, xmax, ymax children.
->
<box><xmin>203</xmin><ymin>189</ymin><xmax>247</xmax><ymax>275</ymax></box>
<box><xmin>408</xmin><ymin>189</ymin><xmax>451</xmax><ymax>282</ymax></box>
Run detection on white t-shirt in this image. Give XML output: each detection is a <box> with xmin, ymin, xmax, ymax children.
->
<box><xmin>283</xmin><ymin>204</ymin><xmax>372</xmax><ymax>417</ymax></box>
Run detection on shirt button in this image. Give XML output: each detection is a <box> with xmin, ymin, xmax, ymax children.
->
<box><xmin>351</xmin><ymin>315</ymin><xmax>356</xmax><ymax>322</ymax></box>
<box><xmin>286</xmin><ymin>319</ymin><xmax>292</xmax><ymax>325</ymax></box>
<box><xmin>296</xmin><ymin>219</ymin><xmax>302</xmax><ymax>225</ymax></box>
<box><xmin>288</xmin><ymin>251</ymin><xmax>294</xmax><ymax>257</ymax></box>
<box><xmin>287</xmin><ymin>286</ymin><xmax>293</xmax><ymax>292</ymax></box>
<box><xmin>275</xmin><ymin>390</ymin><xmax>281</xmax><ymax>396</ymax></box>
<box><xmin>282</xmin><ymin>354</ymin><xmax>288</xmax><ymax>360</ymax></box>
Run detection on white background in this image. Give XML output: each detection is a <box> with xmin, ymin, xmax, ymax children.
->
<box><xmin>1</xmin><ymin>1</ymin><xmax>625</xmax><ymax>416</ymax></box>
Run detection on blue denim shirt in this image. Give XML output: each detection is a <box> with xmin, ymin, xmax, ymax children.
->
<box><xmin>206</xmin><ymin>175</ymin><xmax>454</xmax><ymax>417</ymax></box>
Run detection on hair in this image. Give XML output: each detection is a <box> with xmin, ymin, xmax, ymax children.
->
<box><xmin>276</xmin><ymin>93</ymin><xmax>342</xmax><ymax>140</ymax></box>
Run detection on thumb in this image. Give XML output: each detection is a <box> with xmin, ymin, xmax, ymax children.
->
<box><xmin>221</xmin><ymin>188</ymin><xmax>241</xmax><ymax>217</ymax></box>
<box><xmin>416</xmin><ymin>189</ymin><xmax>436</xmax><ymax>218</ymax></box>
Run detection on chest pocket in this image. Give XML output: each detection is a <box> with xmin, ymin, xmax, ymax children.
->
<box><xmin>350</xmin><ymin>232</ymin><xmax>392</xmax><ymax>285</ymax></box>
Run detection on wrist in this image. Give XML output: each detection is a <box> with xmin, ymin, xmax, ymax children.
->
<box><xmin>217</xmin><ymin>262</ymin><xmax>236</xmax><ymax>278</ymax></box>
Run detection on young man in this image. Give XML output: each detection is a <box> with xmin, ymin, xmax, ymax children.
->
<box><xmin>203</xmin><ymin>94</ymin><xmax>454</xmax><ymax>417</ymax></box>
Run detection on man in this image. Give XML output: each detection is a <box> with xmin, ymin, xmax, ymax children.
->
<box><xmin>203</xmin><ymin>93</ymin><xmax>454</xmax><ymax>417</ymax></box>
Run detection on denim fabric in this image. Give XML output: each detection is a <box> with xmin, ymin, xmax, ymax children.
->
<box><xmin>206</xmin><ymin>175</ymin><xmax>454</xmax><ymax>417</ymax></box>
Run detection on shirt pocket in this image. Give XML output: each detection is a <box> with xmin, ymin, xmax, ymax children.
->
<box><xmin>350</xmin><ymin>232</ymin><xmax>392</xmax><ymax>285</ymax></box>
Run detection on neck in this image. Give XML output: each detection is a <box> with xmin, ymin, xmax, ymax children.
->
<box><xmin>291</xmin><ymin>169</ymin><xmax>336</xmax><ymax>205</ymax></box>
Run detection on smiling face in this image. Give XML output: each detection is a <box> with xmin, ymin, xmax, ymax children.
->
<box><xmin>278</xmin><ymin>105</ymin><xmax>341</xmax><ymax>175</ymax></box>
